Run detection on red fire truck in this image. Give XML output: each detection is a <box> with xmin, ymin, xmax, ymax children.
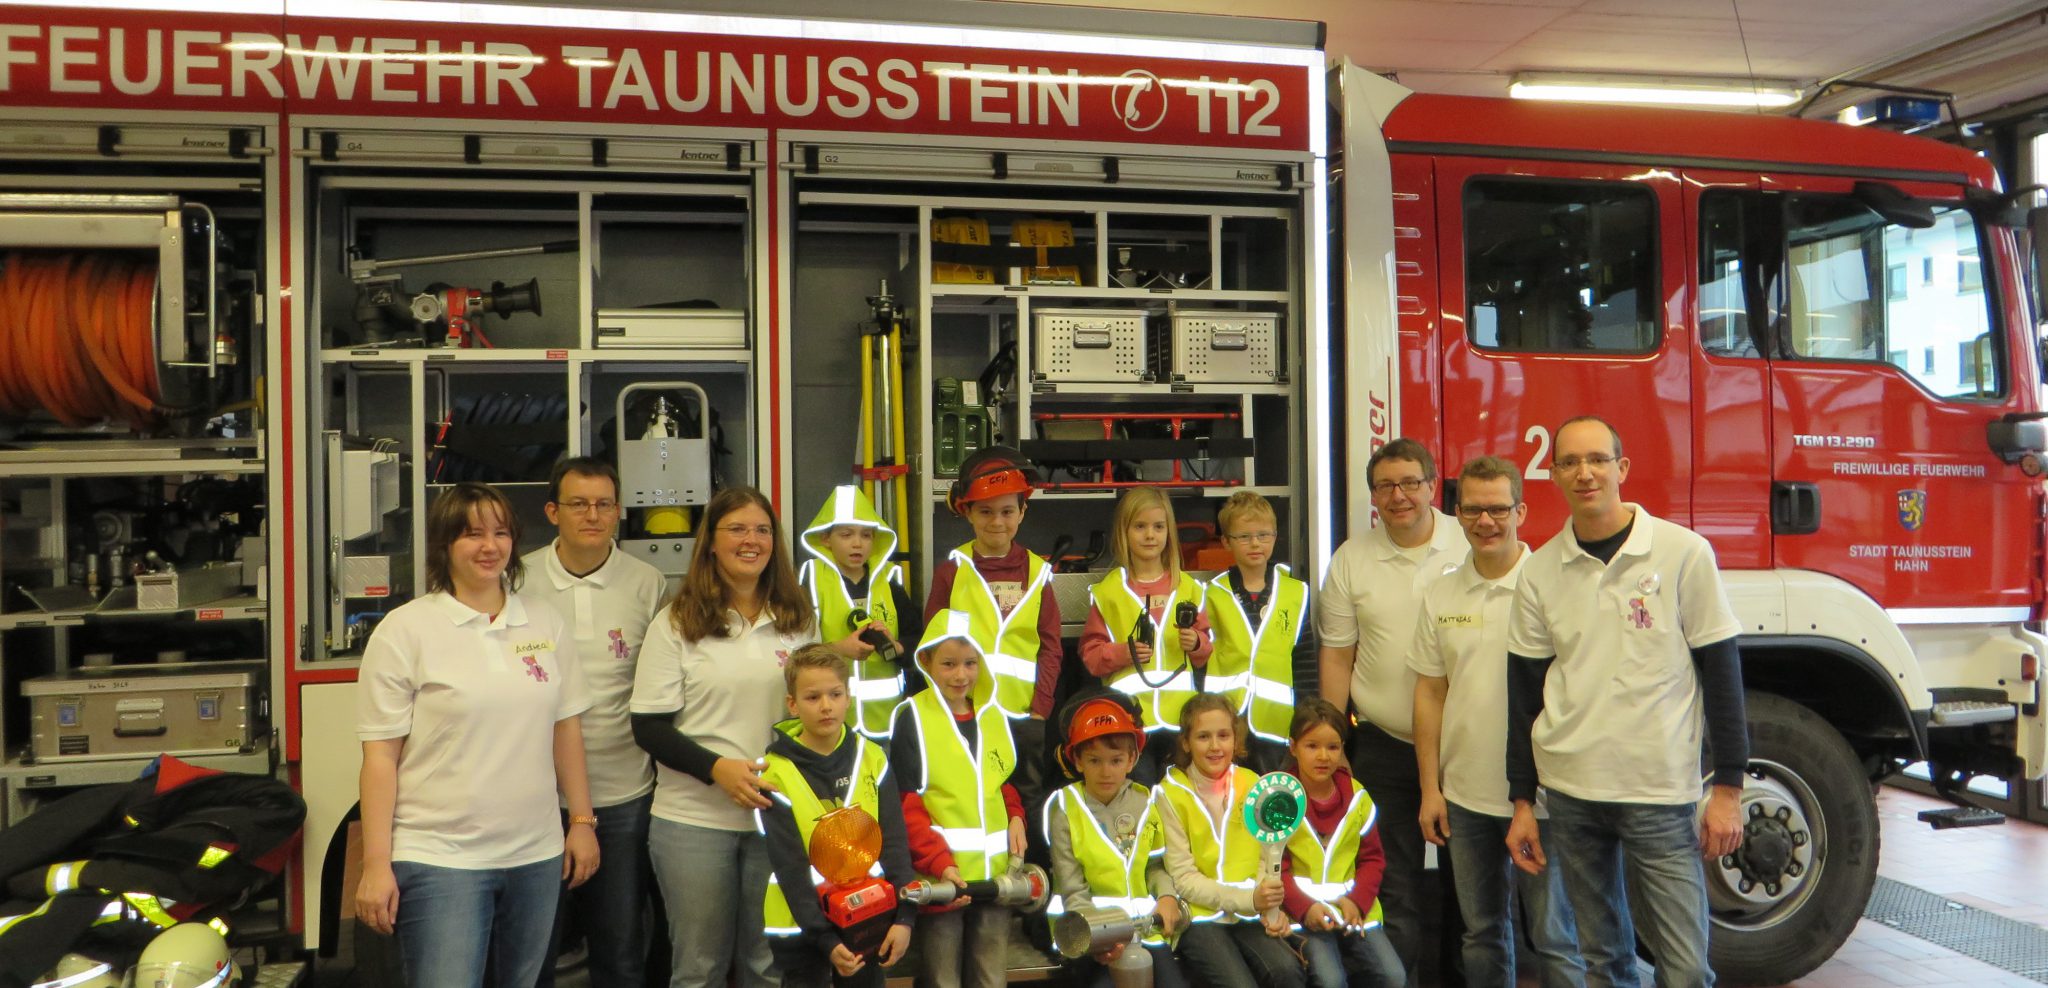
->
<box><xmin>0</xmin><ymin>3</ymin><xmax>2038</xmax><ymax>985</ymax></box>
<box><xmin>1336</xmin><ymin>63</ymin><xmax>2048</xmax><ymax>982</ymax></box>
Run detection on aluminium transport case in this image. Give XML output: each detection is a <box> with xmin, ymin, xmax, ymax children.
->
<box><xmin>23</xmin><ymin>661</ymin><xmax>265</xmax><ymax>764</ymax></box>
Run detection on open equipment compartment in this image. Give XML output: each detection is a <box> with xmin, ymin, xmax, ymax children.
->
<box><xmin>787</xmin><ymin>146</ymin><xmax>1315</xmax><ymax>625</ymax></box>
<box><xmin>0</xmin><ymin>115</ymin><xmax>279</xmax><ymax>819</ymax></box>
<box><xmin>302</xmin><ymin>135</ymin><xmax>764</xmax><ymax>659</ymax></box>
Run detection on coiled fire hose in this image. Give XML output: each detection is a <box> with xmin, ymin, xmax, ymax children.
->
<box><xmin>0</xmin><ymin>251</ymin><xmax>162</xmax><ymax>427</ymax></box>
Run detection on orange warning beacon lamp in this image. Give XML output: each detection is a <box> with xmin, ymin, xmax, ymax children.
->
<box><xmin>809</xmin><ymin>806</ymin><xmax>897</xmax><ymax>955</ymax></box>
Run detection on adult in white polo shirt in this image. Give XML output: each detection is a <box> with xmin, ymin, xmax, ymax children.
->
<box><xmin>1316</xmin><ymin>437</ymin><xmax>1467</xmax><ymax>987</ymax></box>
<box><xmin>631</xmin><ymin>486</ymin><xmax>818</xmax><ymax>988</ymax></box>
<box><xmin>523</xmin><ymin>457</ymin><xmax>668</xmax><ymax>988</ymax></box>
<box><xmin>1411</xmin><ymin>456</ymin><xmax>1584</xmax><ymax>988</ymax></box>
<box><xmin>1504</xmin><ymin>417</ymin><xmax>1747</xmax><ymax>988</ymax></box>
<box><xmin>355</xmin><ymin>482</ymin><xmax>599</xmax><ymax>988</ymax></box>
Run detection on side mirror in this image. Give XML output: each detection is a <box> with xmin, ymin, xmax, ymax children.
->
<box><xmin>2030</xmin><ymin>205</ymin><xmax>2048</xmax><ymax>327</ymax></box>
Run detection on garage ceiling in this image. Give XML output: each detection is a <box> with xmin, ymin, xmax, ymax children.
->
<box><xmin>1009</xmin><ymin>0</ymin><xmax>2048</xmax><ymax>117</ymax></box>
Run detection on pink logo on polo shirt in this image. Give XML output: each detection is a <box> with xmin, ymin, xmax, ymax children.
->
<box><xmin>1628</xmin><ymin>597</ymin><xmax>1653</xmax><ymax>630</ymax></box>
<box><xmin>522</xmin><ymin>655</ymin><xmax>550</xmax><ymax>683</ymax></box>
<box><xmin>609</xmin><ymin>628</ymin><xmax>629</xmax><ymax>660</ymax></box>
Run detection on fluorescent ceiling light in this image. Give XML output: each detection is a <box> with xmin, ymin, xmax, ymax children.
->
<box><xmin>1510</xmin><ymin>72</ymin><xmax>1800</xmax><ymax>109</ymax></box>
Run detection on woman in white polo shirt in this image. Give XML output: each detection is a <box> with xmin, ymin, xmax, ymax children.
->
<box><xmin>631</xmin><ymin>485</ymin><xmax>817</xmax><ymax>988</ymax></box>
<box><xmin>354</xmin><ymin>482</ymin><xmax>601</xmax><ymax>988</ymax></box>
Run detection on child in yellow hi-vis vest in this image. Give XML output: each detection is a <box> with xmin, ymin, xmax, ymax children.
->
<box><xmin>1043</xmin><ymin>690</ymin><xmax>1189</xmax><ymax>988</ymax></box>
<box><xmin>1282</xmin><ymin>697</ymin><xmax>1403</xmax><ymax>988</ymax></box>
<box><xmin>756</xmin><ymin>645</ymin><xmax>915</xmax><ymax>988</ymax></box>
<box><xmin>889</xmin><ymin>610</ymin><xmax>1028</xmax><ymax>988</ymax></box>
<box><xmin>1080</xmin><ymin>487</ymin><xmax>1211</xmax><ymax>786</ymax></box>
<box><xmin>797</xmin><ymin>485</ymin><xmax>922</xmax><ymax>739</ymax></box>
<box><xmin>1157</xmin><ymin>693</ymin><xmax>1302</xmax><ymax>988</ymax></box>
<box><xmin>1204</xmin><ymin>490</ymin><xmax>1317</xmax><ymax>774</ymax></box>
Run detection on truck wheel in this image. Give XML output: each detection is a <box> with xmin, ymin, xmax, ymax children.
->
<box><xmin>1706</xmin><ymin>691</ymin><xmax>1878</xmax><ymax>986</ymax></box>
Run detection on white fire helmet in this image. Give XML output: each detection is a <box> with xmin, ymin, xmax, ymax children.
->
<box><xmin>32</xmin><ymin>954</ymin><xmax>122</xmax><ymax>988</ymax></box>
<box><xmin>122</xmin><ymin>923</ymin><xmax>241</xmax><ymax>988</ymax></box>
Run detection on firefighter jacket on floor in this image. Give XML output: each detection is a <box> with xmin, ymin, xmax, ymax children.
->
<box><xmin>0</xmin><ymin>755</ymin><xmax>304</xmax><ymax>988</ymax></box>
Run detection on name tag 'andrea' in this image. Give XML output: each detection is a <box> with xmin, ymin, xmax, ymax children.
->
<box><xmin>513</xmin><ymin>640</ymin><xmax>556</xmax><ymax>656</ymax></box>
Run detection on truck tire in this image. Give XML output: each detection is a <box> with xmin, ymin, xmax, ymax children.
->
<box><xmin>1707</xmin><ymin>691</ymin><xmax>1878</xmax><ymax>986</ymax></box>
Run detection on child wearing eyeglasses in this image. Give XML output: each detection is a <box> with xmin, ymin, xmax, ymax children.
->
<box><xmin>1203</xmin><ymin>491</ymin><xmax>1315</xmax><ymax>773</ymax></box>
<box><xmin>1079</xmin><ymin>486</ymin><xmax>1211</xmax><ymax>786</ymax></box>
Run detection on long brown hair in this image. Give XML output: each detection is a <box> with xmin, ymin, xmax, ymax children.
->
<box><xmin>424</xmin><ymin>483</ymin><xmax>524</xmax><ymax>595</ymax></box>
<box><xmin>668</xmin><ymin>486</ymin><xmax>813</xmax><ymax>643</ymax></box>
<box><xmin>1172</xmin><ymin>692</ymin><xmax>1248</xmax><ymax>773</ymax></box>
<box><xmin>1109</xmin><ymin>486</ymin><xmax>1181</xmax><ymax>580</ymax></box>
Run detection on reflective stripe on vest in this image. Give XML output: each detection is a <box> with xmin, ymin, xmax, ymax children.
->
<box><xmin>946</xmin><ymin>546</ymin><xmax>1050</xmax><ymax>718</ymax></box>
<box><xmin>1204</xmin><ymin>568</ymin><xmax>1308</xmax><ymax>742</ymax></box>
<box><xmin>1042</xmin><ymin>785</ymin><xmax>1167</xmax><ymax>943</ymax></box>
<box><xmin>43</xmin><ymin>860</ymin><xmax>87</xmax><ymax>895</ymax></box>
<box><xmin>1094</xmin><ymin>570</ymin><xmax>1205</xmax><ymax>730</ymax></box>
<box><xmin>909</xmin><ymin>688</ymin><xmax>1014</xmax><ymax>881</ymax></box>
<box><xmin>1283</xmin><ymin>782</ymin><xmax>1386</xmax><ymax>929</ymax></box>
<box><xmin>803</xmin><ymin>559</ymin><xmax>905</xmax><ymax>737</ymax></box>
<box><xmin>755</xmin><ymin>726</ymin><xmax>888</xmax><ymax>937</ymax></box>
<box><xmin>1158</xmin><ymin>767</ymin><xmax>1262</xmax><ymax>922</ymax></box>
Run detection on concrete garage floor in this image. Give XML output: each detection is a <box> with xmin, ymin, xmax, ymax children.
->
<box><xmin>313</xmin><ymin>786</ymin><xmax>2048</xmax><ymax>987</ymax></box>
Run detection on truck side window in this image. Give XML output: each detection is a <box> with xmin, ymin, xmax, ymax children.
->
<box><xmin>1699</xmin><ymin>191</ymin><xmax>1763</xmax><ymax>358</ymax></box>
<box><xmin>1464</xmin><ymin>179</ymin><xmax>1658</xmax><ymax>354</ymax></box>
<box><xmin>1783</xmin><ymin>196</ymin><xmax>2001</xmax><ymax>399</ymax></box>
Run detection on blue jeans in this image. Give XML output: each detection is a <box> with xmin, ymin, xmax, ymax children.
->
<box><xmin>1445</xmin><ymin>803</ymin><xmax>1586</xmax><ymax>988</ymax></box>
<box><xmin>1175</xmin><ymin>921</ymin><xmax>1306</xmax><ymax>988</ymax></box>
<box><xmin>1301</xmin><ymin>926</ymin><xmax>1404</xmax><ymax>988</ymax></box>
<box><xmin>540</xmin><ymin>794</ymin><xmax>652</xmax><ymax>988</ymax></box>
<box><xmin>647</xmin><ymin>818</ymin><xmax>775</xmax><ymax>988</ymax></box>
<box><xmin>1546</xmin><ymin>791</ymin><xmax>1711</xmax><ymax>988</ymax></box>
<box><xmin>393</xmin><ymin>856</ymin><xmax>561</xmax><ymax>988</ymax></box>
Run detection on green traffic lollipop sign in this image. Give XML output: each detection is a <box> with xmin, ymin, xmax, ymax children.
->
<box><xmin>1242</xmin><ymin>771</ymin><xmax>1306</xmax><ymax>843</ymax></box>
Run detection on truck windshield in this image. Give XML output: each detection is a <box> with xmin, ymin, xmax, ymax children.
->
<box><xmin>1700</xmin><ymin>190</ymin><xmax>2000</xmax><ymax>400</ymax></box>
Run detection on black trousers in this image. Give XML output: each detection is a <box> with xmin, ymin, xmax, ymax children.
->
<box><xmin>1350</xmin><ymin>720</ymin><xmax>1465</xmax><ymax>988</ymax></box>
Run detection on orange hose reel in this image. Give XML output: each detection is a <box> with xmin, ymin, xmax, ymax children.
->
<box><xmin>0</xmin><ymin>250</ymin><xmax>162</xmax><ymax>427</ymax></box>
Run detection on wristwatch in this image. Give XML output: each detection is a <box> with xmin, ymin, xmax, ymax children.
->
<box><xmin>568</xmin><ymin>814</ymin><xmax>599</xmax><ymax>828</ymax></box>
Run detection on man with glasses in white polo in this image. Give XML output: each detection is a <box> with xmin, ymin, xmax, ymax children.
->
<box><xmin>1504</xmin><ymin>417</ymin><xmax>1747</xmax><ymax>988</ymax></box>
<box><xmin>1412</xmin><ymin>455</ymin><xmax>1585</xmax><ymax>988</ymax></box>
<box><xmin>1318</xmin><ymin>437</ymin><xmax>1469</xmax><ymax>988</ymax></box>
<box><xmin>526</xmin><ymin>456</ymin><xmax>670</xmax><ymax>988</ymax></box>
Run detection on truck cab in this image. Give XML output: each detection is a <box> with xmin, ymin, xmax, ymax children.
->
<box><xmin>1339</xmin><ymin>65</ymin><xmax>2048</xmax><ymax>983</ymax></box>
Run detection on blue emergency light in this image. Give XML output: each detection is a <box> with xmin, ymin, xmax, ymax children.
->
<box><xmin>1840</xmin><ymin>96</ymin><xmax>1943</xmax><ymax>128</ymax></box>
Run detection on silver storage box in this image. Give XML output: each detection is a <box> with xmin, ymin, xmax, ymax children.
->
<box><xmin>24</xmin><ymin>661</ymin><xmax>264</xmax><ymax>763</ymax></box>
<box><xmin>134</xmin><ymin>562</ymin><xmax>244</xmax><ymax>611</ymax></box>
<box><xmin>595</xmin><ymin>308</ymin><xmax>746</xmax><ymax>348</ymax></box>
<box><xmin>343</xmin><ymin>555</ymin><xmax>408</xmax><ymax>599</ymax></box>
<box><xmin>1167</xmin><ymin>310</ymin><xmax>1280</xmax><ymax>383</ymax></box>
<box><xmin>1032</xmin><ymin>309</ymin><xmax>1149</xmax><ymax>383</ymax></box>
